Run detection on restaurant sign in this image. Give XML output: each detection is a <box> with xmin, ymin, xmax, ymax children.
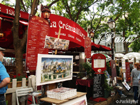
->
<box><xmin>26</xmin><ymin>15</ymin><xmax>50</xmax><ymax>70</ymax></box>
<box><xmin>85</xmin><ymin>37</ymin><xmax>91</xmax><ymax>58</ymax></box>
<box><xmin>49</xmin><ymin>14</ymin><xmax>87</xmax><ymax>47</ymax></box>
<box><xmin>91</xmin><ymin>54</ymin><xmax>106</xmax><ymax>74</ymax></box>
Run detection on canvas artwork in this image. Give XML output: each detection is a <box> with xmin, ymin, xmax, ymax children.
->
<box><xmin>72</xmin><ymin>99</ymin><xmax>86</xmax><ymax>105</ymax></box>
<box><xmin>44</xmin><ymin>36</ymin><xmax>70</xmax><ymax>50</ymax></box>
<box><xmin>122</xmin><ymin>81</ymin><xmax>131</xmax><ymax>91</ymax></box>
<box><xmin>36</xmin><ymin>54</ymin><xmax>73</xmax><ymax>86</ymax></box>
<box><xmin>60</xmin><ymin>95</ymin><xmax>87</xmax><ymax>105</ymax></box>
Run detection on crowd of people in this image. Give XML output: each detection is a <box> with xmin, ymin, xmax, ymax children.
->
<box><xmin>106</xmin><ymin>59</ymin><xmax>140</xmax><ymax>104</ymax></box>
<box><xmin>117</xmin><ymin>61</ymin><xmax>140</xmax><ymax>104</ymax></box>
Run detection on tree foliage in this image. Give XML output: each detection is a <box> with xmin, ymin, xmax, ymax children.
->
<box><xmin>50</xmin><ymin>0</ymin><xmax>100</xmax><ymax>22</ymax></box>
<box><xmin>1</xmin><ymin>0</ymin><xmax>140</xmax><ymax>75</ymax></box>
<box><xmin>97</xmin><ymin>0</ymin><xmax>140</xmax><ymax>52</ymax></box>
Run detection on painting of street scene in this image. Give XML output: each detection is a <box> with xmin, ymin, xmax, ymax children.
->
<box><xmin>36</xmin><ymin>54</ymin><xmax>73</xmax><ymax>86</ymax></box>
<box><xmin>44</xmin><ymin>36</ymin><xmax>69</xmax><ymax>50</ymax></box>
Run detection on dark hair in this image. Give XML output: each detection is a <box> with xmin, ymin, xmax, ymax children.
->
<box><xmin>134</xmin><ymin>63</ymin><xmax>140</xmax><ymax>70</ymax></box>
<box><xmin>119</xmin><ymin>61</ymin><xmax>122</xmax><ymax>67</ymax></box>
<box><xmin>137</xmin><ymin>63</ymin><xmax>140</xmax><ymax>70</ymax></box>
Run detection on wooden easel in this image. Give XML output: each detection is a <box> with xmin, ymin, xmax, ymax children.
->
<box><xmin>55</xmin><ymin>28</ymin><xmax>63</xmax><ymax>88</ymax></box>
<box><xmin>42</xmin><ymin>28</ymin><xmax>62</xmax><ymax>97</ymax></box>
<box><xmin>55</xmin><ymin>28</ymin><xmax>61</xmax><ymax>55</ymax></box>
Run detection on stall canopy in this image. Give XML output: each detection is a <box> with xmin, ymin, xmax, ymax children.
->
<box><xmin>69</xmin><ymin>42</ymin><xmax>99</xmax><ymax>52</ymax></box>
<box><xmin>123</xmin><ymin>52</ymin><xmax>140</xmax><ymax>63</ymax></box>
<box><xmin>98</xmin><ymin>45</ymin><xmax>112</xmax><ymax>51</ymax></box>
<box><xmin>69</xmin><ymin>43</ymin><xmax>111</xmax><ymax>52</ymax></box>
<box><xmin>115</xmin><ymin>53</ymin><xmax>124</xmax><ymax>58</ymax></box>
<box><xmin>0</xmin><ymin>3</ymin><xmax>111</xmax><ymax>57</ymax></box>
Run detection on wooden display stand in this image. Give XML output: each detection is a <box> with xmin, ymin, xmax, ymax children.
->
<box><xmin>40</xmin><ymin>92</ymin><xmax>86</xmax><ymax>105</ymax></box>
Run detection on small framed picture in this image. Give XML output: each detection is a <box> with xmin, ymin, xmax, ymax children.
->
<box><xmin>122</xmin><ymin>81</ymin><xmax>131</xmax><ymax>91</ymax></box>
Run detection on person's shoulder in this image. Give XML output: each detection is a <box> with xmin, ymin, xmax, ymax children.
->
<box><xmin>0</xmin><ymin>62</ymin><xmax>4</xmax><ymax>67</ymax></box>
<box><xmin>132</xmin><ymin>68</ymin><xmax>137</xmax><ymax>71</ymax></box>
<box><xmin>0</xmin><ymin>63</ymin><xmax>6</xmax><ymax>71</ymax></box>
<box><xmin>131</xmin><ymin>69</ymin><xmax>135</xmax><ymax>72</ymax></box>
<box><xmin>131</xmin><ymin>68</ymin><xmax>137</xmax><ymax>73</ymax></box>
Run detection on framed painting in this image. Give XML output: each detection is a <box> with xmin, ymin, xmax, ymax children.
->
<box><xmin>36</xmin><ymin>54</ymin><xmax>73</xmax><ymax>86</ymax></box>
<box><xmin>44</xmin><ymin>36</ymin><xmax>70</xmax><ymax>50</ymax></box>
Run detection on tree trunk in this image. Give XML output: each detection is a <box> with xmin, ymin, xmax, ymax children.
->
<box><xmin>123</xmin><ymin>29</ymin><xmax>127</xmax><ymax>53</ymax></box>
<box><xmin>15</xmin><ymin>48</ymin><xmax>23</xmax><ymax>75</ymax></box>
<box><xmin>125</xmin><ymin>43</ymin><xmax>129</xmax><ymax>53</ymax></box>
<box><xmin>12</xmin><ymin>0</ymin><xmax>38</xmax><ymax>76</ymax></box>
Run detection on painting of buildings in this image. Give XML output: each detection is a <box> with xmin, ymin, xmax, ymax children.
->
<box><xmin>36</xmin><ymin>54</ymin><xmax>73</xmax><ymax>86</ymax></box>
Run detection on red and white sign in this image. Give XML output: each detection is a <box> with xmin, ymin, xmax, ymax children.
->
<box><xmin>91</xmin><ymin>54</ymin><xmax>106</xmax><ymax>74</ymax></box>
<box><xmin>0</xmin><ymin>3</ymin><xmax>29</xmax><ymax>20</ymax></box>
<box><xmin>26</xmin><ymin>16</ymin><xmax>50</xmax><ymax>70</ymax></box>
<box><xmin>85</xmin><ymin>37</ymin><xmax>91</xmax><ymax>58</ymax></box>
<box><xmin>49</xmin><ymin>14</ymin><xmax>87</xmax><ymax>47</ymax></box>
<box><xmin>27</xmin><ymin>14</ymin><xmax>88</xmax><ymax>70</ymax></box>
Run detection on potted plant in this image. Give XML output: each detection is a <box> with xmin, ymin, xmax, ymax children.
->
<box><xmin>77</xmin><ymin>62</ymin><xmax>94</xmax><ymax>79</ymax></box>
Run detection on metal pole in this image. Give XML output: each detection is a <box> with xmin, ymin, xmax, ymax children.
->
<box><xmin>111</xmin><ymin>30</ymin><xmax>115</xmax><ymax>60</ymax></box>
<box><xmin>112</xmin><ymin>34</ymin><xmax>114</xmax><ymax>60</ymax></box>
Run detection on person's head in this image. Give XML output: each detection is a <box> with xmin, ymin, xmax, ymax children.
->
<box><xmin>137</xmin><ymin>63</ymin><xmax>140</xmax><ymax>70</ymax></box>
<box><xmin>0</xmin><ymin>50</ymin><xmax>4</xmax><ymax>62</ymax></box>
<box><xmin>134</xmin><ymin>62</ymin><xmax>139</xmax><ymax>70</ymax></box>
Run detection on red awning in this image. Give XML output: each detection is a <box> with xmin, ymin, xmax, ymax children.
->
<box><xmin>0</xmin><ymin>18</ymin><xmax>27</xmax><ymax>49</ymax></box>
<box><xmin>19</xmin><ymin>20</ymin><xmax>28</xmax><ymax>25</ymax></box>
<box><xmin>91</xmin><ymin>42</ymin><xmax>100</xmax><ymax>50</ymax></box>
<box><xmin>0</xmin><ymin>3</ymin><xmax>29</xmax><ymax>50</ymax></box>
<box><xmin>99</xmin><ymin>45</ymin><xmax>112</xmax><ymax>51</ymax></box>
<box><xmin>68</xmin><ymin>42</ymin><xmax>105</xmax><ymax>52</ymax></box>
<box><xmin>0</xmin><ymin>3</ymin><xmax>29</xmax><ymax>21</ymax></box>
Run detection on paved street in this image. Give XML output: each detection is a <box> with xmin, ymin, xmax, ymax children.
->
<box><xmin>87</xmin><ymin>83</ymin><xmax>138</xmax><ymax>105</ymax></box>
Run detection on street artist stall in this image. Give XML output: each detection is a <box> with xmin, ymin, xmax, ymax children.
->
<box><xmin>25</xmin><ymin>7</ymin><xmax>90</xmax><ymax>104</ymax></box>
<box><xmin>0</xmin><ymin>3</ymin><xmax>112</xmax><ymax>105</ymax></box>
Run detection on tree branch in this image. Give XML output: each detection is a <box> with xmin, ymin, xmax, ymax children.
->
<box><xmin>75</xmin><ymin>6</ymin><xmax>83</xmax><ymax>22</ymax></box>
<box><xmin>98</xmin><ymin>34</ymin><xmax>106</xmax><ymax>44</ymax></box>
<box><xmin>82</xmin><ymin>0</ymin><xmax>99</xmax><ymax>11</ymax></box>
<box><xmin>75</xmin><ymin>0</ymin><xmax>99</xmax><ymax>22</ymax></box>
<box><xmin>114</xmin><ymin>8</ymin><xmax>123</xmax><ymax>21</ymax></box>
<box><xmin>31</xmin><ymin>0</ymin><xmax>38</xmax><ymax>15</ymax></box>
<box><xmin>48</xmin><ymin>0</ymin><xmax>60</xmax><ymax>8</ymax></box>
<box><xmin>20</xmin><ymin>0</ymin><xmax>27</xmax><ymax>12</ymax></box>
<box><xmin>34</xmin><ymin>0</ymin><xmax>39</xmax><ymax>15</ymax></box>
<box><xmin>21</xmin><ymin>0</ymin><xmax>38</xmax><ymax>47</ymax></box>
<box><xmin>62</xmin><ymin>0</ymin><xmax>73</xmax><ymax>20</ymax></box>
<box><xmin>94</xmin><ymin>8</ymin><xmax>105</xmax><ymax>33</ymax></box>
<box><xmin>94</xmin><ymin>15</ymin><xmax>103</xmax><ymax>33</ymax></box>
<box><xmin>127</xmin><ymin>35</ymin><xmax>140</xmax><ymax>46</ymax></box>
